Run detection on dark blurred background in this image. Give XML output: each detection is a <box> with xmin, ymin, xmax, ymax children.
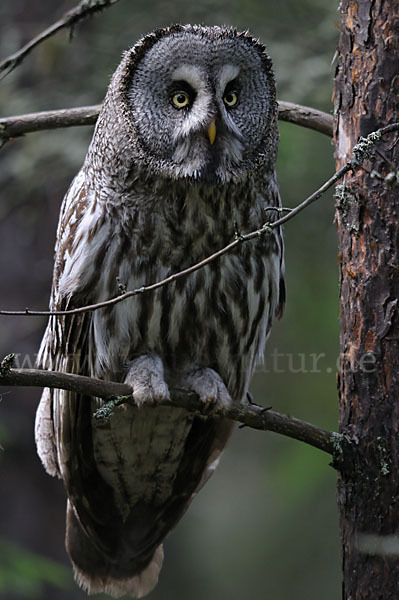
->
<box><xmin>0</xmin><ymin>1</ymin><xmax>340</xmax><ymax>598</ymax></box>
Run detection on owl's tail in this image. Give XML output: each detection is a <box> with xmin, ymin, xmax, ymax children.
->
<box><xmin>66</xmin><ymin>501</ymin><xmax>164</xmax><ymax>599</ymax></box>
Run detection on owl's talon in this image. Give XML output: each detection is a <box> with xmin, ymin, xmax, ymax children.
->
<box><xmin>124</xmin><ymin>354</ymin><xmax>170</xmax><ymax>407</ymax></box>
<box><xmin>198</xmin><ymin>396</ymin><xmax>218</xmax><ymax>415</ymax></box>
<box><xmin>179</xmin><ymin>366</ymin><xmax>232</xmax><ymax>415</ymax></box>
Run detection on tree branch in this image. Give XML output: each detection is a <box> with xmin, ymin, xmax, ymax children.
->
<box><xmin>5</xmin><ymin>122</ymin><xmax>399</xmax><ymax>318</ymax></box>
<box><xmin>0</xmin><ymin>102</ymin><xmax>333</xmax><ymax>145</ymax></box>
<box><xmin>0</xmin><ymin>367</ymin><xmax>337</xmax><ymax>456</ymax></box>
<box><xmin>278</xmin><ymin>101</ymin><xmax>333</xmax><ymax>137</ymax></box>
<box><xmin>0</xmin><ymin>0</ymin><xmax>122</xmax><ymax>78</ymax></box>
<box><xmin>0</xmin><ymin>106</ymin><xmax>100</xmax><ymax>140</ymax></box>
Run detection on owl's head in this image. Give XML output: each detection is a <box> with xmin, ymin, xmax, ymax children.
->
<box><xmin>97</xmin><ymin>25</ymin><xmax>278</xmax><ymax>185</ymax></box>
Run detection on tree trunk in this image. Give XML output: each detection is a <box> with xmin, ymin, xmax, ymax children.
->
<box><xmin>334</xmin><ymin>0</ymin><xmax>399</xmax><ymax>598</ymax></box>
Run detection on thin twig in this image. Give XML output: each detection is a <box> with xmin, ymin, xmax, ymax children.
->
<box><xmin>0</xmin><ymin>163</ymin><xmax>351</xmax><ymax>317</ymax></box>
<box><xmin>0</xmin><ymin>367</ymin><xmax>337</xmax><ymax>455</ymax></box>
<box><xmin>0</xmin><ymin>0</ymin><xmax>122</xmax><ymax>79</ymax></box>
<box><xmin>0</xmin><ymin>102</ymin><xmax>333</xmax><ymax>144</ymax></box>
<box><xmin>3</xmin><ymin>123</ymin><xmax>398</xmax><ymax>318</ymax></box>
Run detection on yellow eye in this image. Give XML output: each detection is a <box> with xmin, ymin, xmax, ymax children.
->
<box><xmin>172</xmin><ymin>91</ymin><xmax>190</xmax><ymax>109</ymax></box>
<box><xmin>223</xmin><ymin>91</ymin><xmax>238</xmax><ymax>107</ymax></box>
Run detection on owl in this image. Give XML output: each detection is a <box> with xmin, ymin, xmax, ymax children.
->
<box><xmin>35</xmin><ymin>25</ymin><xmax>285</xmax><ymax>598</ymax></box>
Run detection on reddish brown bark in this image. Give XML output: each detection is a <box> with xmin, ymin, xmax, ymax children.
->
<box><xmin>334</xmin><ymin>1</ymin><xmax>399</xmax><ymax>598</ymax></box>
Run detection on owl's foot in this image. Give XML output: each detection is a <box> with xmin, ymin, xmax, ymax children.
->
<box><xmin>180</xmin><ymin>367</ymin><xmax>232</xmax><ymax>413</ymax></box>
<box><xmin>124</xmin><ymin>355</ymin><xmax>170</xmax><ymax>407</ymax></box>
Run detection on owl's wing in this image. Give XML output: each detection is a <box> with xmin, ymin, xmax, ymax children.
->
<box><xmin>35</xmin><ymin>170</ymin><xmax>93</xmax><ymax>479</ymax></box>
<box><xmin>266</xmin><ymin>172</ymin><xmax>285</xmax><ymax>321</ymax></box>
<box><xmin>35</xmin><ymin>171</ymin><xmax>128</xmax><ymax>570</ymax></box>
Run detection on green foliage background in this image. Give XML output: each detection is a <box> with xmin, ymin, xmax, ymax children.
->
<box><xmin>0</xmin><ymin>1</ymin><xmax>340</xmax><ymax>598</ymax></box>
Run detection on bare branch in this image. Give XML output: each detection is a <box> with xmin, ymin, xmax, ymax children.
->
<box><xmin>5</xmin><ymin>122</ymin><xmax>399</xmax><ymax>318</ymax></box>
<box><xmin>0</xmin><ymin>367</ymin><xmax>337</xmax><ymax>455</ymax></box>
<box><xmin>0</xmin><ymin>102</ymin><xmax>332</xmax><ymax>144</ymax></box>
<box><xmin>0</xmin><ymin>0</ymin><xmax>122</xmax><ymax>78</ymax></box>
<box><xmin>278</xmin><ymin>101</ymin><xmax>333</xmax><ymax>137</ymax></box>
<box><xmin>0</xmin><ymin>106</ymin><xmax>100</xmax><ymax>139</ymax></box>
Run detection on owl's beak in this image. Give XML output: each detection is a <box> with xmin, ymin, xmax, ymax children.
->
<box><xmin>208</xmin><ymin>120</ymin><xmax>216</xmax><ymax>145</ymax></box>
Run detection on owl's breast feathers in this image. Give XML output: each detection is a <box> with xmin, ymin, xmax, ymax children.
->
<box><xmin>36</xmin><ymin>163</ymin><xmax>284</xmax><ymax>597</ymax></box>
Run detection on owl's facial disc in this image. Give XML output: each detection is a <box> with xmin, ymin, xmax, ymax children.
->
<box><xmin>127</xmin><ymin>30</ymin><xmax>274</xmax><ymax>183</ymax></box>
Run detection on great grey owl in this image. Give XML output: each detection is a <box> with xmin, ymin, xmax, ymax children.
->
<box><xmin>35</xmin><ymin>24</ymin><xmax>285</xmax><ymax>598</ymax></box>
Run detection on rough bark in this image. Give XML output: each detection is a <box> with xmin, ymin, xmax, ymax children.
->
<box><xmin>334</xmin><ymin>1</ymin><xmax>399</xmax><ymax>598</ymax></box>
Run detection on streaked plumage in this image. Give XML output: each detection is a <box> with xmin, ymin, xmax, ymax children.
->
<box><xmin>35</xmin><ymin>24</ymin><xmax>285</xmax><ymax>598</ymax></box>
